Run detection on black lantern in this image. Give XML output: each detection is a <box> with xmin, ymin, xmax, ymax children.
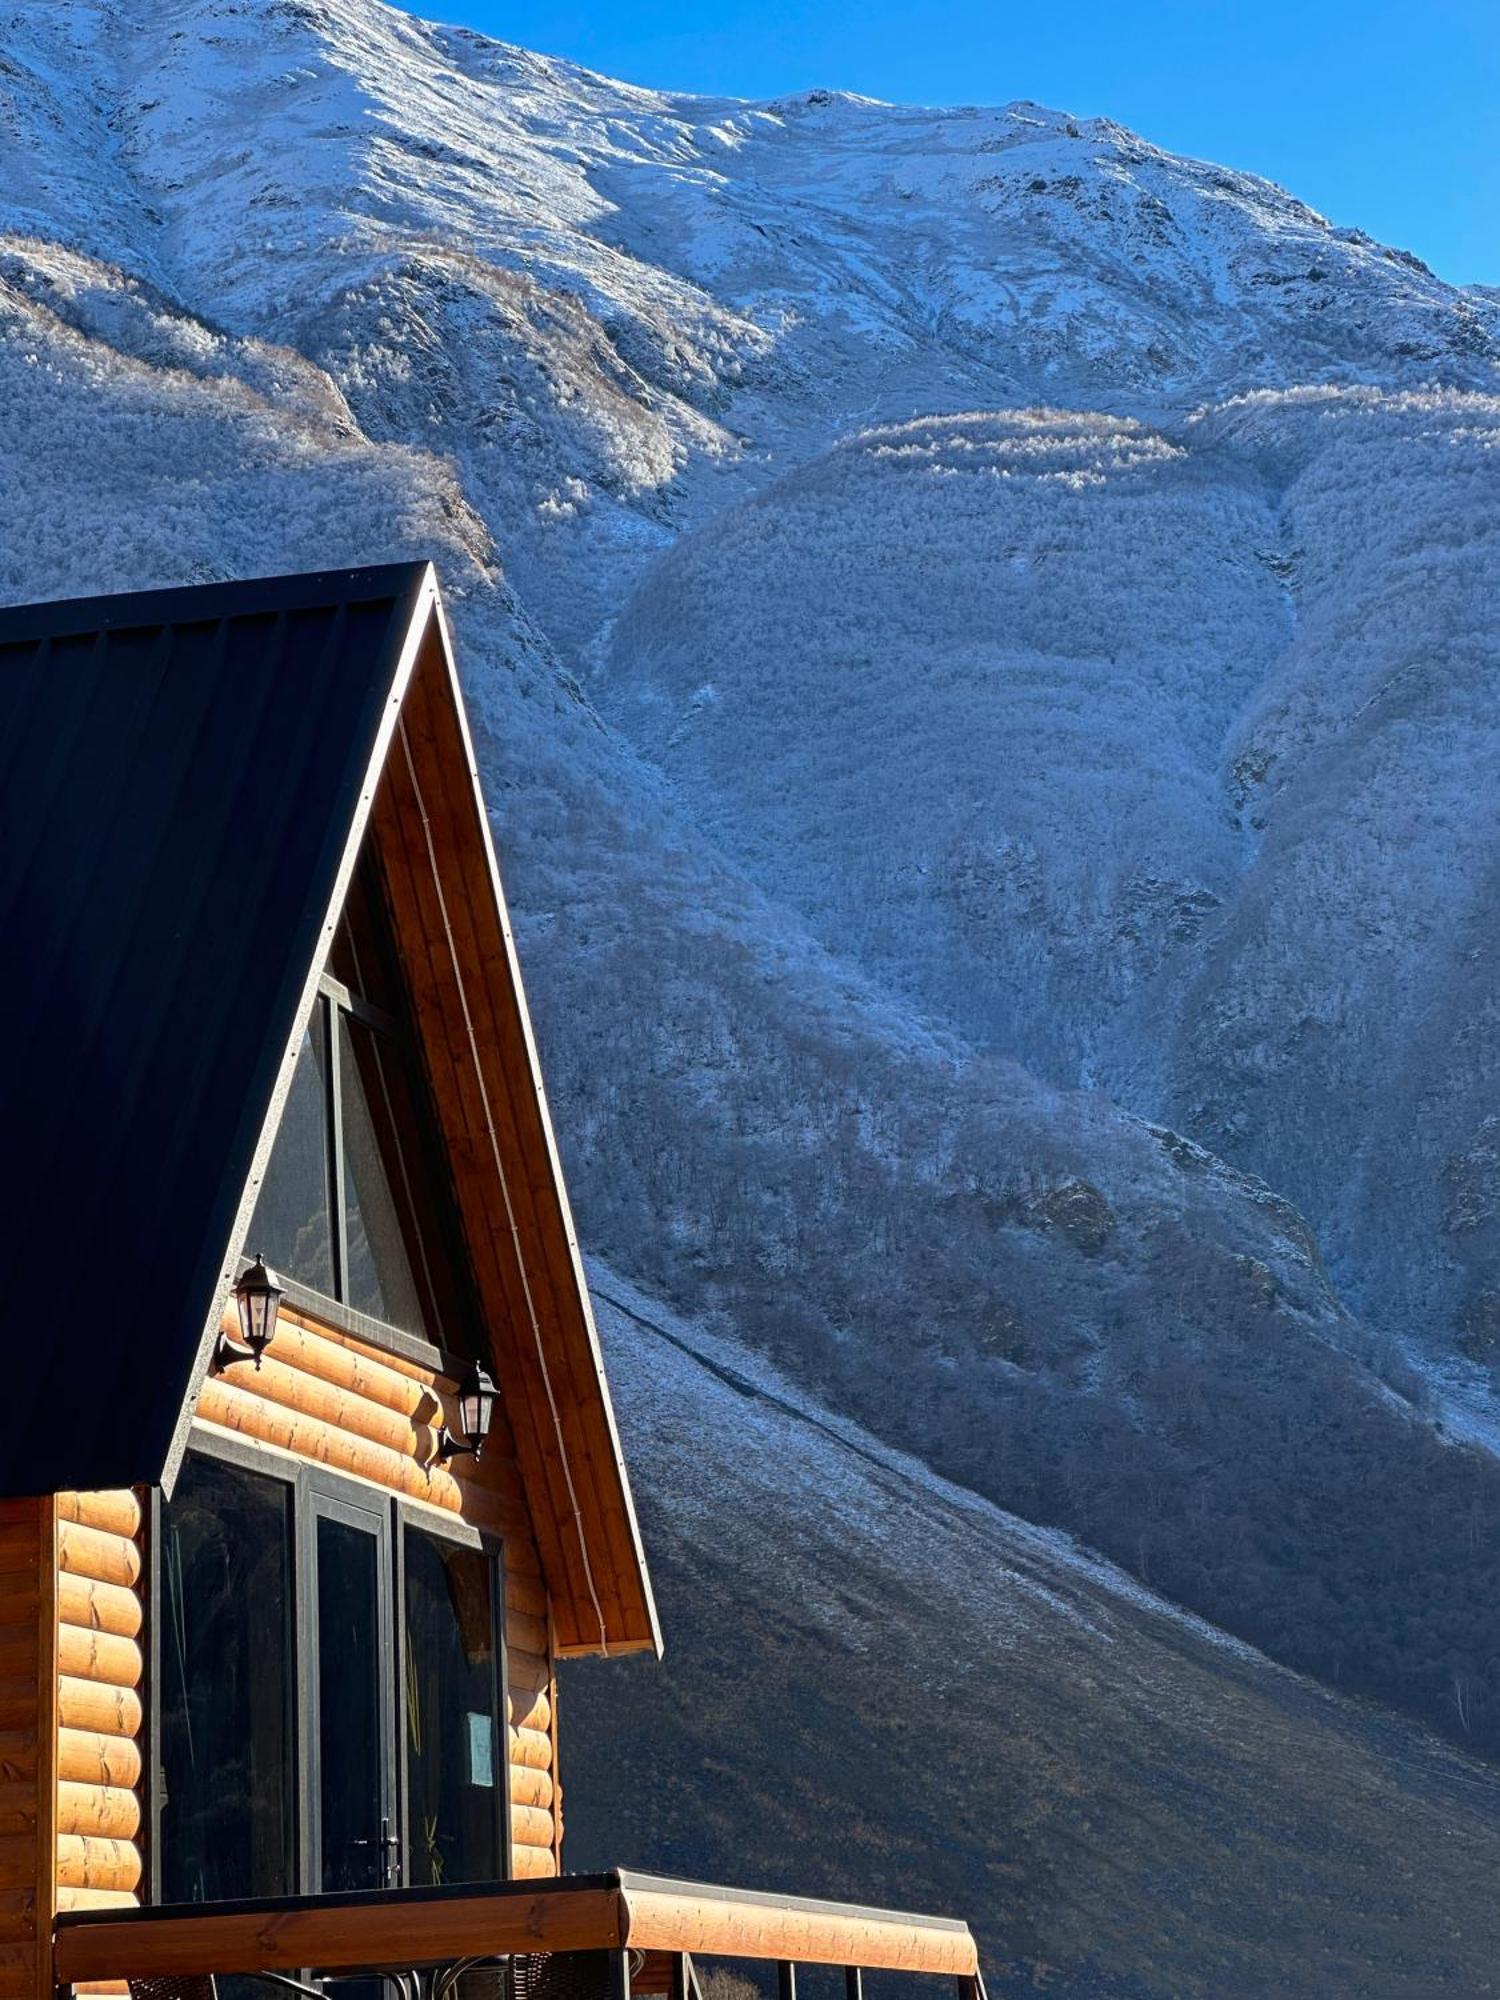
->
<box><xmin>213</xmin><ymin>1255</ymin><xmax>285</xmax><ymax>1372</ymax></box>
<box><xmin>436</xmin><ymin>1361</ymin><xmax>499</xmax><ymax>1463</ymax></box>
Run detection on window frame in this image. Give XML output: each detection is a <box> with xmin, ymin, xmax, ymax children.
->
<box><xmin>250</xmin><ymin>962</ymin><xmax>482</xmax><ymax>1357</ymax></box>
<box><xmin>303</xmin><ymin>1471</ymin><xmax>399</xmax><ymax>1893</ymax></box>
<box><xmin>327</xmin><ymin>848</ymin><xmax>489</xmax><ymax>1359</ymax></box>
<box><xmin>316</xmin><ymin>972</ymin><xmax>427</xmax><ymax>1335</ymax></box>
<box><xmin>149</xmin><ymin>1434</ymin><xmax>513</xmax><ymax>1903</ymax></box>
<box><xmin>146</xmin><ymin>1437</ymin><xmax>302</xmax><ymax>1908</ymax></box>
<box><xmin>250</xmin><ymin>837</ymin><xmax>492</xmax><ymax>1362</ymax></box>
<box><xmin>393</xmin><ymin>1502</ymin><xmax>513</xmax><ymax>1889</ymax></box>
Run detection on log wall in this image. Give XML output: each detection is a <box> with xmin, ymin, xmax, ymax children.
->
<box><xmin>33</xmin><ymin>1297</ymin><xmax>561</xmax><ymax>1988</ymax></box>
<box><xmin>52</xmin><ymin>1490</ymin><xmax>145</xmax><ymax>1999</ymax></box>
<box><xmin>190</xmin><ymin>1300</ymin><xmax>562</xmax><ymax>1877</ymax></box>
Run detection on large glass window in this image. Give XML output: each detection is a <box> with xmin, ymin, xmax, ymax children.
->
<box><xmin>248</xmin><ymin>1011</ymin><xmax>334</xmax><ymax>1298</ymax></box>
<box><xmin>246</xmin><ymin>984</ymin><xmax>431</xmax><ymax>1339</ymax></box>
<box><xmin>244</xmin><ymin>847</ymin><xmax>490</xmax><ymax>1347</ymax></box>
<box><xmin>339</xmin><ymin>1013</ymin><xmax>427</xmax><ymax>1332</ymax></box>
<box><xmin>403</xmin><ymin>1528</ymin><xmax>504</xmax><ymax>1886</ymax></box>
<box><xmin>159</xmin><ymin>1456</ymin><xmax>296</xmax><ymax>1903</ymax></box>
<box><xmin>155</xmin><ymin>1452</ymin><xmax>509</xmax><ymax>1904</ymax></box>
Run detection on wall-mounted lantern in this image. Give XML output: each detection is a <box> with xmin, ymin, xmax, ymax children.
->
<box><xmin>213</xmin><ymin>1254</ymin><xmax>285</xmax><ymax>1372</ymax></box>
<box><xmin>436</xmin><ymin>1361</ymin><xmax>499</xmax><ymax>1463</ymax></box>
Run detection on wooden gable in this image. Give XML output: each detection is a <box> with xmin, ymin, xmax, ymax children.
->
<box><xmin>0</xmin><ymin>561</ymin><xmax>657</xmax><ymax>1661</ymax></box>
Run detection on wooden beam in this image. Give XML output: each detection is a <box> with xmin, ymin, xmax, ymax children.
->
<box><xmin>617</xmin><ymin>1876</ymin><xmax>978</xmax><ymax>1978</ymax></box>
<box><xmin>54</xmin><ymin>1884</ymin><xmax>625</xmax><ymax>1983</ymax></box>
<box><xmin>53</xmin><ymin>1874</ymin><xmax>978</xmax><ymax>1987</ymax></box>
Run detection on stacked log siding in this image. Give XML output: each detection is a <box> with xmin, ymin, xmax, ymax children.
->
<box><xmin>52</xmin><ymin>1490</ymin><xmax>142</xmax><ymax>1998</ymax></box>
<box><xmin>34</xmin><ymin>1299</ymin><xmax>562</xmax><ymax>1970</ymax></box>
<box><xmin>192</xmin><ymin>1302</ymin><xmax>562</xmax><ymax>1876</ymax></box>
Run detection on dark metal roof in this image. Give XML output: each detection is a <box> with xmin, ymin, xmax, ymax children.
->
<box><xmin>0</xmin><ymin>562</ymin><xmax>435</xmax><ymax>1498</ymax></box>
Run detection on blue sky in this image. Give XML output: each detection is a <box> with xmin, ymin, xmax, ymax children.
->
<box><xmin>410</xmin><ymin>0</ymin><xmax>1496</xmax><ymax>286</ymax></box>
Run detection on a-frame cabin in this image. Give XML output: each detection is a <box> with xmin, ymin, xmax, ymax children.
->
<box><xmin>0</xmin><ymin>565</ymin><xmax>981</xmax><ymax>2000</ymax></box>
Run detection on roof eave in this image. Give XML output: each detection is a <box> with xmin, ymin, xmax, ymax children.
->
<box><xmin>419</xmin><ymin>591</ymin><xmax>661</xmax><ymax>1660</ymax></box>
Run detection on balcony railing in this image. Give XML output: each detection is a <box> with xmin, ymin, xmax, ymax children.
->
<box><xmin>53</xmin><ymin>1869</ymin><xmax>984</xmax><ymax>2000</ymax></box>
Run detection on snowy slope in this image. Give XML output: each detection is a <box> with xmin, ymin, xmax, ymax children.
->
<box><xmin>5</xmin><ymin>0</ymin><xmax>1500</xmax><ymax>1952</ymax></box>
<box><xmin>567</xmin><ymin>1273</ymin><xmax>1500</xmax><ymax>1999</ymax></box>
<box><xmin>600</xmin><ymin>385</ymin><xmax>1500</xmax><ymax>1356</ymax></box>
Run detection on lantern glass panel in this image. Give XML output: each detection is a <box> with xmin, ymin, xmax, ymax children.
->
<box><xmin>459</xmin><ymin>1384</ymin><xmax>482</xmax><ymax>1442</ymax></box>
<box><xmin>457</xmin><ymin>1369</ymin><xmax>495</xmax><ymax>1448</ymax></box>
<box><xmin>237</xmin><ymin>1275</ymin><xmax>278</xmax><ymax>1352</ymax></box>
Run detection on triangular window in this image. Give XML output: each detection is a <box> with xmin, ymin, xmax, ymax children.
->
<box><xmin>246</xmin><ymin>844</ymin><xmax>478</xmax><ymax>1349</ymax></box>
<box><xmin>336</xmin><ymin>1005</ymin><xmax>427</xmax><ymax>1330</ymax></box>
<box><xmin>247</xmin><ymin>1006</ymin><xmax>336</xmax><ymax>1301</ymax></box>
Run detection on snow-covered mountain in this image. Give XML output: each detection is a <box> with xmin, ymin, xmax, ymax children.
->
<box><xmin>5</xmin><ymin>2</ymin><xmax>1500</xmax><ymax>1986</ymax></box>
<box><xmin>603</xmin><ymin>385</ymin><xmax>1500</xmax><ymax>1356</ymax></box>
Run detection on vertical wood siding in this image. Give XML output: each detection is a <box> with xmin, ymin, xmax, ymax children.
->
<box><xmin>0</xmin><ymin>1495</ymin><xmax>56</xmax><ymax>2000</ymax></box>
<box><xmin>190</xmin><ymin>1301</ymin><xmax>562</xmax><ymax>1876</ymax></box>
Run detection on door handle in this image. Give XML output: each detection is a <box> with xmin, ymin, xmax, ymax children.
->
<box><xmin>351</xmin><ymin>1814</ymin><xmax>401</xmax><ymax>1886</ymax></box>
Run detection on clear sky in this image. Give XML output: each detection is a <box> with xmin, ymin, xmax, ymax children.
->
<box><xmin>406</xmin><ymin>0</ymin><xmax>1496</xmax><ymax>287</ymax></box>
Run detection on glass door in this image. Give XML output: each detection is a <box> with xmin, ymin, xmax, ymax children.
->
<box><xmin>157</xmin><ymin>1452</ymin><xmax>297</xmax><ymax>1904</ymax></box>
<box><xmin>400</xmin><ymin>1523</ymin><xmax>508</xmax><ymax>1886</ymax></box>
<box><xmin>307</xmin><ymin>1485</ymin><xmax>397</xmax><ymax>1892</ymax></box>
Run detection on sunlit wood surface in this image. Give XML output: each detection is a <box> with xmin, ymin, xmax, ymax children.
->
<box><xmin>54</xmin><ymin>1869</ymin><xmax>979</xmax><ymax>1984</ymax></box>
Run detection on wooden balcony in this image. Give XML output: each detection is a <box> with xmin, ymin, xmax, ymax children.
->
<box><xmin>53</xmin><ymin>1869</ymin><xmax>982</xmax><ymax>1997</ymax></box>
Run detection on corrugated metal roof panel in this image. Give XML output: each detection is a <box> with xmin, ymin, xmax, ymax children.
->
<box><xmin>0</xmin><ymin>563</ymin><xmax>433</xmax><ymax>1497</ymax></box>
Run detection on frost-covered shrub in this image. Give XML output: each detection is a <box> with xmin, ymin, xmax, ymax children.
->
<box><xmin>0</xmin><ymin>258</ymin><xmax>493</xmax><ymax>602</ymax></box>
<box><xmin>602</xmin><ymin>389</ymin><xmax>1500</xmax><ymax>1351</ymax></box>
